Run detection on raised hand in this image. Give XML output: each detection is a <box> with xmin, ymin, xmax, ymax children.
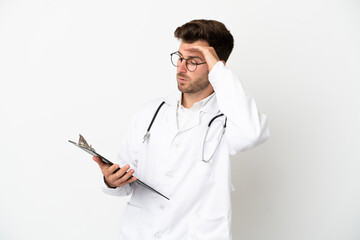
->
<box><xmin>183</xmin><ymin>45</ymin><xmax>223</xmax><ymax>72</ymax></box>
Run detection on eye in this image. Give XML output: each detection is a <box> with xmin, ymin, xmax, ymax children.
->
<box><xmin>188</xmin><ymin>59</ymin><xmax>198</xmax><ymax>65</ymax></box>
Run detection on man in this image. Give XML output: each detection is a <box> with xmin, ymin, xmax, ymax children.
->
<box><xmin>93</xmin><ymin>19</ymin><xmax>269</xmax><ymax>239</ymax></box>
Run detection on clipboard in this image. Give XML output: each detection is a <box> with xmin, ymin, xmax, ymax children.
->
<box><xmin>69</xmin><ymin>134</ymin><xmax>169</xmax><ymax>200</ymax></box>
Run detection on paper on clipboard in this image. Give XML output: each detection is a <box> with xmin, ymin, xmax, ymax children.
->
<box><xmin>69</xmin><ymin>134</ymin><xmax>169</xmax><ymax>200</ymax></box>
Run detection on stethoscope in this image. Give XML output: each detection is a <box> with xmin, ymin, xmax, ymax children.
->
<box><xmin>143</xmin><ymin>101</ymin><xmax>227</xmax><ymax>163</ymax></box>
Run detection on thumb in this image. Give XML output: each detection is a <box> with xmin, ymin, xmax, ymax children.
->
<box><xmin>92</xmin><ymin>156</ymin><xmax>107</xmax><ymax>169</ymax></box>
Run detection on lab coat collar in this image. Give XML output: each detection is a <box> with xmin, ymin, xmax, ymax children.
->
<box><xmin>200</xmin><ymin>93</ymin><xmax>220</xmax><ymax>115</ymax></box>
<box><xmin>163</xmin><ymin>90</ymin><xmax>220</xmax><ymax>134</ymax></box>
<box><xmin>163</xmin><ymin>90</ymin><xmax>220</xmax><ymax>115</ymax></box>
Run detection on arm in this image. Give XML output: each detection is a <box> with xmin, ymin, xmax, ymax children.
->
<box><xmin>209</xmin><ymin>61</ymin><xmax>269</xmax><ymax>154</ymax></box>
<box><xmin>184</xmin><ymin>46</ymin><xmax>270</xmax><ymax>154</ymax></box>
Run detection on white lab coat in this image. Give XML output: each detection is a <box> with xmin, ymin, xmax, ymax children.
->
<box><xmin>101</xmin><ymin>62</ymin><xmax>270</xmax><ymax>240</ymax></box>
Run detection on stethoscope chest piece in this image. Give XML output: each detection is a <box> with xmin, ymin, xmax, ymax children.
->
<box><xmin>143</xmin><ymin>131</ymin><xmax>150</xmax><ymax>143</ymax></box>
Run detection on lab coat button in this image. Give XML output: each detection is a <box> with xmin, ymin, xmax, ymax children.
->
<box><xmin>154</xmin><ymin>232</ymin><xmax>162</xmax><ymax>239</ymax></box>
<box><xmin>159</xmin><ymin>204</ymin><xmax>165</xmax><ymax>209</ymax></box>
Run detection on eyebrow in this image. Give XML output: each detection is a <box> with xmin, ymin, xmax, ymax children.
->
<box><xmin>177</xmin><ymin>51</ymin><xmax>204</xmax><ymax>61</ymax></box>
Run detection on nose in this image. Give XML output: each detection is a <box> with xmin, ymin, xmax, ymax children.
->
<box><xmin>177</xmin><ymin>59</ymin><xmax>187</xmax><ymax>73</ymax></box>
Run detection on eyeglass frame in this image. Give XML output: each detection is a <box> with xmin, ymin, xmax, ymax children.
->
<box><xmin>170</xmin><ymin>51</ymin><xmax>207</xmax><ymax>72</ymax></box>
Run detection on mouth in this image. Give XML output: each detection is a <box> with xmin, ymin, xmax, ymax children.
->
<box><xmin>177</xmin><ymin>74</ymin><xmax>188</xmax><ymax>84</ymax></box>
<box><xmin>178</xmin><ymin>77</ymin><xmax>187</xmax><ymax>84</ymax></box>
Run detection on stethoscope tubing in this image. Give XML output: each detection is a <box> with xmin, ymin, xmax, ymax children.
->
<box><xmin>202</xmin><ymin>113</ymin><xmax>227</xmax><ymax>162</ymax></box>
<box><xmin>143</xmin><ymin>101</ymin><xmax>165</xmax><ymax>143</ymax></box>
<box><xmin>143</xmin><ymin>101</ymin><xmax>227</xmax><ymax>162</ymax></box>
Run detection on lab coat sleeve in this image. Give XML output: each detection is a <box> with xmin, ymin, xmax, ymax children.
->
<box><xmin>100</xmin><ymin>114</ymin><xmax>140</xmax><ymax>196</ymax></box>
<box><xmin>208</xmin><ymin>61</ymin><xmax>270</xmax><ymax>154</ymax></box>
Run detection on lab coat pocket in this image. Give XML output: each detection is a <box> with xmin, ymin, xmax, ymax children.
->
<box><xmin>119</xmin><ymin>202</ymin><xmax>142</xmax><ymax>240</ymax></box>
<box><xmin>188</xmin><ymin>215</ymin><xmax>230</xmax><ymax>240</ymax></box>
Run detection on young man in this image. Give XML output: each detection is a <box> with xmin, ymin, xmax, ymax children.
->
<box><xmin>93</xmin><ymin>19</ymin><xmax>269</xmax><ymax>239</ymax></box>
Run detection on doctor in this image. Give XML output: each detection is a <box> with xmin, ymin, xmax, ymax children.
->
<box><xmin>93</xmin><ymin>19</ymin><xmax>269</xmax><ymax>239</ymax></box>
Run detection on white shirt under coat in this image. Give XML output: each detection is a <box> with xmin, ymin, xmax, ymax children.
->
<box><xmin>101</xmin><ymin>61</ymin><xmax>270</xmax><ymax>240</ymax></box>
<box><xmin>177</xmin><ymin>92</ymin><xmax>215</xmax><ymax>130</ymax></box>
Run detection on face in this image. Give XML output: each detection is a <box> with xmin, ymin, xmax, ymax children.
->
<box><xmin>176</xmin><ymin>41</ymin><xmax>212</xmax><ymax>94</ymax></box>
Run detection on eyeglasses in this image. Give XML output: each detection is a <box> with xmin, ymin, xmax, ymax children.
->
<box><xmin>170</xmin><ymin>52</ymin><xmax>207</xmax><ymax>72</ymax></box>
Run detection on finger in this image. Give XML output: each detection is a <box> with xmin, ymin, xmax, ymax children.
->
<box><xmin>103</xmin><ymin>164</ymin><xmax>120</xmax><ymax>178</ymax></box>
<box><xmin>114</xmin><ymin>168</ymin><xmax>135</xmax><ymax>185</ymax></box>
<box><xmin>107</xmin><ymin>164</ymin><xmax>129</xmax><ymax>181</ymax></box>
<box><xmin>183</xmin><ymin>45</ymin><xmax>204</xmax><ymax>52</ymax></box>
<box><xmin>118</xmin><ymin>175</ymin><xmax>137</xmax><ymax>187</ymax></box>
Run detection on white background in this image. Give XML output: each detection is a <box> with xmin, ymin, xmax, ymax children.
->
<box><xmin>1</xmin><ymin>0</ymin><xmax>359</xmax><ymax>239</ymax></box>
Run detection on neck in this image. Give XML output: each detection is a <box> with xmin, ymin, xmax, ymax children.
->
<box><xmin>181</xmin><ymin>87</ymin><xmax>214</xmax><ymax>109</ymax></box>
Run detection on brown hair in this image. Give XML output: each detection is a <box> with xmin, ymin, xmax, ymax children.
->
<box><xmin>174</xmin><ymin>19</ymin><xmax>234</xmax><ymax>62</ymax></box>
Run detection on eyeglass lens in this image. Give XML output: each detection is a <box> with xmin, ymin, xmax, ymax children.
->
<box><xmin>171</xmin><ymin>53</ymin><xmax>199</xmax><ymax>72</ymax></box>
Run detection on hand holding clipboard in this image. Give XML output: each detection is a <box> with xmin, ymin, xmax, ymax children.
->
<box><xmin>69</xmin><ymin>134</ymin><xmax>169</xmax><ymax>200</ymax></box>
